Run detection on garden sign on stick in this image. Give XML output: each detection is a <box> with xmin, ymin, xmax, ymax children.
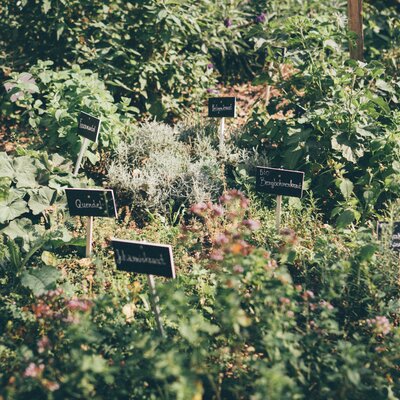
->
<box><xmin>256</xmin><ymin>167</ymin><xmax>304</xmax><ymax>230</ymax></box>
<box><xmin>112</xmin><ymin>239</ymin><xmax>176</xmax><ymax>337</ymax></box>
<box><xmin>377</xmin><ymin>221</ymin><xmax>400</xmax><ymax>256</ymax></box>
<box><xmin>391</xmin><ymin>222</ymin><xmax>400</xmax><ymax>254</ymax></box>
<box><xmin>66</xmin><ymin>188</ymin><xmax>117</xmax><ymax>257</ymax></box>
<box><xmin>73</xmin><ymin>111</ymin><xmax>101</xmax><ymax>177</ymax></box>
<box><xmin>208</xmin><ymin>97</ymin><xmax>236</xmax><ymax>152</ymax></box>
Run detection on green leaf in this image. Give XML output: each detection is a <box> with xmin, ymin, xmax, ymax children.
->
<box><xmin>376</xmin><ymin>79</ymin><xmax>394</xmax><ymax>93</ymax></box>
<box><xmin>7</xmin><ymin>241</ymin><xmax>22</xmax><ymax>270</ymax></box>
<box><xmin>336</xmin><ymin>209</ymin><xmax>355</xmax><ymax>228</ymax></box>
<box><xmin>323</xmin><ymin>39</ymin><xmax>340</xmax><ymax>52</ymax></box>
<box><xmin>13</xmin><ymin>156</ymin><xmax>38</xmax><ymax>188</ymax></box>
<box><xmin>42</xmin><ymin>0</ymin><xmax>52</xmax><ymax>14</ymax></box>
<box><xmin>0</xmin><ymin>152</ymin><xmax>14</xmax><ymax>179</ymax></box>
<box><xmin>41</xmin><ymin>250</ymin><xmax>58</xmax><ymax>266</ymax></box>
<box><xmin>0</xmin><ymin>190</ymin><xmax>28</xmax><ymax>224</ymax></box>
<box><xmin>359</xmin><ymin>244</ymin><xmax>376</xmax><ymax>262</ymax></box>
<box><xmin>21</xmin><ymin>265</ymin><xmax>61</xmax><ymax>296</ymax></box>
<box><xmin>340</xmin><ymin>179</ymin><xmax>354</xmax><ymax>199</ymax></box>
<box><xmin>369</xmin><ymin>95</ymin><xmax>390</xmax><ymax>114</ymax></box>
<box><xmin>28</xmin><ymin>187</ymin><xmax>56</xmax><ymax>215</ymax></box>
<box><xmin>341</xmin><ymin>145</ymin><xmax>356</xmax><ymax>163</ymax></box>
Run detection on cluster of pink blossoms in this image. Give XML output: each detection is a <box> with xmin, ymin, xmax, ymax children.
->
<box><xmin>366</xmin><ymin>316</ymin><xmax>392</xmax><ymax>336</ymax></box>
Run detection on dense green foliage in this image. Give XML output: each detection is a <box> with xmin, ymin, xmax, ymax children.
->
<box><xmin>0</xmin><ymin>0</ymin><xmax>251</xmax><ymax>119</ymax></box>
<box><xmin>3</xmin><ymin>61</ymin><xmax>136</xmax><ymax>160</ymax></box>
<box><xmin>1</xmin><ymin>0</ymin><xmax>400</xmax><ymax>398</ymax></box>
<box><xmin>1</xmin><ymin>193</ymin><xmax>400</xmax><ymax>399</ymax></box>
<box><xmin>240</xmin><ymin>11</ymin><xmax>400</xmax><ymax>225</ymax></box>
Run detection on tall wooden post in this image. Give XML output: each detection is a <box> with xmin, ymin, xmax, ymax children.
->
<box><xmin>347</xmin><ymin>0</ymin><xmax>364</xmax><ymax>61</ymax></box>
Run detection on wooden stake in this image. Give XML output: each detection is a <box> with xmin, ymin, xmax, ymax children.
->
<box><xmin>147</xmin><ymin>274</ymin><xmax>165</xmax><ymax>337</ymax></box>
<box><xmin>347</xmin><ymin>0</ymin><xmax>364</xmax><ymax>61</ymax></box>
<box><xmin>275</xmin><ymin>195</ymin><xmax>282</xmax><ymax>231</ymax></box>
<box><xmin>73</xmin><ymin>138</ymin><xmax>89</xmax><ymax>177</ymax></box>
<box><xmin>219</xmin><ymin>117</ymin><xmax>225</xmax><ymax>152</ymax></box>
<box><xmin>86</xmin><ymin>216</ymin><xmax>93</xmax><ymax>258</ymax></box>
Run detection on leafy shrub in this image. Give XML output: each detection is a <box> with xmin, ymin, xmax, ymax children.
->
<box><xmin>0</xmin><ymin>150</ymin><xmax>90</xmax><ymax>279</ymax></box>
<box><xmin>2</xmin><ymin>192</ymin><xmax>400</xmax><ymax>398</ymax></box>
<box><xmin>364</xmin><ymin>0</ymin><xmax>400</xmax><ymax>74</ymax></box>
<box><xmin>0</xmin><ymin>0</ymin><xmax>220</xmax><ymax>119</ymax></box>
<box><xmin>241</xmin><ymin>14</ymin><xmax>400</xmax><ymax>225</ymax></box>
<box><xmin>4</xmin><ymin>61</ymin><xmax>136</xmax><ymax>162</ymax></box>
<box><xmin>107</xmin><ymin>121</ymin><xmax>250</xmax><ymax>217</ymax></box>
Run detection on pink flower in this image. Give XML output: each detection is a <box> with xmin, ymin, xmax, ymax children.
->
<box><xmin>210</xmin><ymin>250</ymin><xmax>224</xmax><ymax>261</ymax></box>
<box><xmin>23</xmin><ymin>362</ymin><xmax>44</xmax><ymax>378</ymax></box>
<box><xmin>190</xmin><ymin>202</ymin><xmax>208</xmax><ymax>215</ymax></box>
<box><xmin>219</xmin><ymin>193</ymin><xmax>233</xmax><ymax>203</ymax></box>
<box><xmin>67</xmin><ymin>298</ymin><xmax>92</xmax><ymax>312</ymax></box>
<box><xmin>242</xmin><ymin>219</ymin><xmax>261</xmax><ymax>231</ymax></box>
<box><xmin>233</xmin><ymin>265</ymin><xmax>244</xmax><ymax>274</ymax></box>
<box><xmin>224</xmin><ymin>18</ymin><xmax>232</xmax><ymax>28</ymax></box>
<box><xmin>211</xmin><ymin>205</ymin><xmax>224</xmax><ymax>217</ymax></box>
<box><xmin>279</xmin><ymin>297</ymin><xmax>291</xmax><ymax>305</ymax></box>
<box><xmin>214</xmin><ymin>233</ymin><xmax>229</xmax><ymax>246</ymax></box>
<box><xmin>37</xmin><ymin>336</ymin><xmax>51</xmax><ymax>353</ymax></box>
<box><xmin>302</xmin><ymin>290</ymin><xmax>314</xmax><ymax>300</ymax></box>
<box><xmin>286</xmin><ymin>310</ymin><xmax>294</xmax><ymax>318</ymax></box>
<box><xmin>43</xmin><ymin>380</ymin><xmax>60</xmax><ymax>392</ymax></box>
<box><xmin>367</xmin><ymin>316</ymin><xmax>391</xmax><ymax>336</ymax></box>
<box><xmin>319</xmin><ymin>300</ymin><xmax>334</xmax><ymax>310</ymax></box>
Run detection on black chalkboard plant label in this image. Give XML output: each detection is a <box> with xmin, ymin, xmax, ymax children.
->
<box><xmin>208</xmin><ymin>97</ymin><xmax>236</xmax><ymax>118</ymax></box>
<box><xmin>256</xmin><ymin>167</ymin><xmax>305</xmax><ymax>198</ymax></box>
<box><xmin>65</xmin><ymin>188</ymin><xmax>117</xmax><ymax>218</ymax></box>
<box><xmin>377</xmin><ymin>221</ymin><xmax>390</xmax><ymax>240</ymax></box>
<box><xmin>391</xmin><ymin>222</ymin><xmax>400</xmax><ymax>253</ymax></box>
<box><xmin>112</xmin><ymin>239</ymin><xmax>175</xmax><ymax>278</ymax></box>
<box><xmin>77</xmin><ymin>111</ymin><xmax>101</xmax><ymax>142</ymax></box>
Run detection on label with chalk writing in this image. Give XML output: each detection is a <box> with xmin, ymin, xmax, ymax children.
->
<box><xmin>391</xmin><ymin>222</ymin><xmax>400</xmax><ymax>252</ymax></box>
<box><xmin>208</xmin><ymin>97</ymin><xmax>236</xmax><ymax>118</ymax></box>
<box><xmin>112</xmin><ymin>239</ymin><xmax>175</xmax><ymax>278</ymax></box>
<box><xmin>377</xmin><ymin>221</ymin><xmax>390</xmax><ymax>240</ymax></box>
<box><xmin>77</xmin><ymin>111</ymin><xmax>101</xmax><ymax>142</ymax></box>
<box><xmin>256</xmin><ymin>166</ymin><xmax>304</xmax><ymax>198</ymax></box>
<box><xmin>65</xmin><ymin>188</ymin><xmax>117</xmax><ymax>218</ymax></box>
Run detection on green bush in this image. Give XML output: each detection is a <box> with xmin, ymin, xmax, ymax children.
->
<box><xmin>0</xmin><ymin>150</ymin><xmax>90</xmax><ymax>284</ymax></box>
<box><xmin>4</xmin><ymin>61</ymin><xmax>136</xmax><ymax>163</ymax></box>
<box><xmin>241</xmin><ymin>14</ymin><xmax>400</xmax><ymax>226</ymax></box>
<box><xmin>1</xmin><ymin>192</ymin><xmax>400</xmax><ymax>398</ymax></box>
<box><xmin>107</xmin><ymin>121</ymin><xmax>250</xmax><ymax>218</ymax></box>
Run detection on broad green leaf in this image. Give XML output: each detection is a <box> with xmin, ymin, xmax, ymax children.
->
<box><xmin>369</xmin><ymin>95</ymin><xmax>390</xmax><ymax>114</ymax></box>
<box><xmin>323</xmin><ymin>39</ymin><xmax>340</xmax><ymax>52</ymax></box>
<box><xmin>376</xmin><ymin>79</ymin><xmax>394</xmax><ymax>93</ymax></box>
<box><xmin>341</xmin><ymin>145</ymin><xmax>356</xmax><ymax>163</ymax></box>
<box><xmin>13</xmin><ymin>156</ymin><xmax>38</xmax><ymax>188</ymax></box>
<box><xmin>340</xmin><ymin>179</ymin><xmax>354</xmax><ymax>199</ymax></box>
<box><xmin>41</xmin><ymin>250</ymin><xmax>58</xmax><ymax>266</ymax></box>
<box><xmin>21</xmin><ymin>265</ymin><xmax>61</xmax><ymax>296</ymax></box>
<box><xmin>28</xmin><ymin>187</ymin><xmax>56</xmax><ymax>215</ymax></box>
<box><xmin>0</xmin><ymin>190</ymin><xmax>28</xmax><ymax>223</ymax></box>
<box><xmin>359</xmin><ymin>244</ymin><xmax>376</xmax><ymax>262</ymax></box>
<box><xmin>0</xmin><ymin>177</ymin><xmax>11</xmax><ymax>200</ymax></box>
<box><xmin>0</xmin><ymin>152</ymin><xmax>14</xmax><ymax>179</ymax></box>
<box><xmin>43</xmin><ymin>0</ymin><xmax>51</xmax><ymax>14</ymax></box>
<box><xmin>2</xmin><ymin>218</ymin><xmax>44</xmax><ymax>252</ymax></box>
<box><xmin>336</xmin><ymin>209</ymin><xmax>355</xmax><ymax>228</ymax></box>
